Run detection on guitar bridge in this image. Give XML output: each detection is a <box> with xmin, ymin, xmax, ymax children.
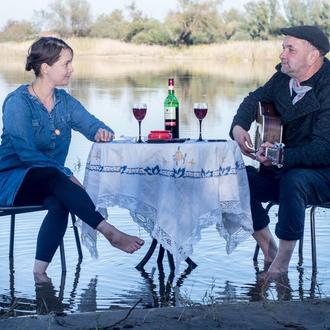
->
<box><xmin>265</xmin><ymin>142</ymin><xmax>285</xmax><ymax>168</ymax></box>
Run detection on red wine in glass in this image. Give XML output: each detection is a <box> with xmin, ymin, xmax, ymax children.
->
<box><xmin>133</xmin><ymin>103</ymin><xmax>147</xmax><ymax>142</ymax></box>
<box><xmin>193</xmin><ymin>102</ymin><xmax>208</xmax><ymax>141</ymax></box>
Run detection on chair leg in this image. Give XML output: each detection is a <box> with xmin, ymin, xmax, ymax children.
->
<box><xmin>310</xmin><ymin>206</ymin><xmax>317</xmax><ymax>273</ymax></box>
<box><xmin>298</xmin><ymin>235</ymin><xmax>303</xmax><ymax>266</ymax></box>
<box><xmin>9</xmin><ymin>214</ymin><xmax>15</xmax><ymax>259</ymax></box>
<box><xmin>70</xmin><ymin>213</ymin><xmax>83</xmax><ymax>261</ymax></box>
<box><xmin>59</xmin><ymin>240</ymin><xmax>67</xmax><ymax>273</ymax></box>
<box><xmin>167</xmin><ymin>250</ymin><xmax>175</xmax><ymax>272</ymax></box>
<box><xmin>253</xmin><ymin>244</ymin><xmax>260</xmax><ymax>262</ymax></box>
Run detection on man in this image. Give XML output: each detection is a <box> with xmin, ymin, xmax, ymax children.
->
<box><xmin>230</xmin><ymin>25</ymin><xmax>330</xmax><ymax>276</ymax></box>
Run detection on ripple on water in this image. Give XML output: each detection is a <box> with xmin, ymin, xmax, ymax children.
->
<box><xmin>1</xmin><ymin>208</ymin><xmax>330</xmax><ymax>316</ymax></box>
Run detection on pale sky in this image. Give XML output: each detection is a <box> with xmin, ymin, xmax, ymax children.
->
<box><xmin>0</xmin><ymin>0</ymin><xmax>248</xmax><ymax>29</ymax></box>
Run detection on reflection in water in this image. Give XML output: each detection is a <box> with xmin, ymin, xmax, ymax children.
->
<box><xmin>245</xmin><ymin>263</ymin><xmax>321</xmax><ymax>302</ymax></box>
<box><xmin>1</xmin><ymin>261</ymin><xmax>82</xmax><ymax>317</ymax></box>
<box><xmin>136</xmin><ymin>262</ymin><xmax>197</xmax><ymax>308</ymax></box>
<box><xmin>35</xmin><ymin>279</ymin><xmax>65</xmax><ymax>315</ymax></box>
<box><xmin>78</xmin><ymin>277</ymin><xmax>97</xmax><ymax>313</ymax></box>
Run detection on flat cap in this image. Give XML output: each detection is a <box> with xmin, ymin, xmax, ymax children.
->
<box><xmin>280</xmin><ymin>25</ymin><xmax>330</xmax><ymax>55</ymax></box>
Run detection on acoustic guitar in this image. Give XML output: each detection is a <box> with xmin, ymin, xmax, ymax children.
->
<box><xmin>253</xmin><ymin>102</ymin><xmax>284</xmax><ymax>167</ymax></box>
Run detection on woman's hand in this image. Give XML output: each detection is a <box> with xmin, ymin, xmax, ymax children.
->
<box><xmin>232</xmin><ymin>125</ymin><xmax>255</xmax><ymax>159</ymax></box>
<box><xmin>94</xmin><ymin>128</ymin><xmax>114</xmax><ymax>142</ymax></box>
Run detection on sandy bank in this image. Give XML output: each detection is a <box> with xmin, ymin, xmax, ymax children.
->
<box><xmin>1</xmin><ymin>298</ymin><xmax>329</xmax><ymax>329</ymax></box>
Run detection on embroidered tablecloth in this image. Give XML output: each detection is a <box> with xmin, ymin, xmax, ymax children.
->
<box><xmin>82</xmin><ymin>140</ymin><xmax>253</xmax><ymax>268</ymax></box>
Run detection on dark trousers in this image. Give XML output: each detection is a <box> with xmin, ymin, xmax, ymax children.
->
<box><xmin>14</xmin><ymin>167</ymin><xmax>104</xmax><ymax>263</ymax></box>
<box><xmin>247</xmin><ymin>166</ymin><xmax>330</xmax><ymax>240</ymax></box>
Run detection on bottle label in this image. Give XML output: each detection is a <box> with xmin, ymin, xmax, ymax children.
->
<box><xmin>164</xmin><ymin>106</ymin><xmax>176</xmax><ymax>121</ymax></box>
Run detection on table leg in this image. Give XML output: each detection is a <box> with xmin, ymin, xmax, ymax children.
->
<box><xmin>185</xmin><ymin>257</ymin><xmax>198</xmax><ymax>270</ymax></box>
<box><xmin>167</xmin><ymin>251</ymin><xmax>175</xmax><ymax>272</ymax></box>
<box><xmin>136</xmin><ymin>238</ymin><xmax>198</xmax><ymax>271</ymax></box>
<box><xmin>157</xmin><ymin>245</ymin><xmax>165</xmax><ymax>265</ymax></box>
<box><xmin>135</xmin><ymin>238</ymin><xmax>158</xmax><ymax>270</ymax></box>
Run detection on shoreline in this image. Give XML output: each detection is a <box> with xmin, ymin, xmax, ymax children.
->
<box><xmin>1</xmin><ymin>298</ymin><xmax>330</xmax><ymax>329</ymax></box>
<box><xmin>0</xmin><ymin>38</ymin><xmax>282</xmax><ymax>62</ymax></box>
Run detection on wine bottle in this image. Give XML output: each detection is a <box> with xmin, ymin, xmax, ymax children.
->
<box><xmin>164</xmin><ymin>78</ymin><xmax>179</xmax><ymax>138</ymax></box>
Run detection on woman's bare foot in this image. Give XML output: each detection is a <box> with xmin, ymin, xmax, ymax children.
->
<box><xmin>97</xmin><ymin>220</ymin><xmax>144</xmax><ymax>253</ymax></box>
<box><xmin>33</xmin><ymin>260</ymin><xmax>51</xmax><ymax>283</ymax></box>
<box><xmin>34</xmin><ymin>271</ymin><xmax>51</xmax><ymax>284</ymax></box>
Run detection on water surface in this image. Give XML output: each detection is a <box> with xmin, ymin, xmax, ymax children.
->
<box><xmin>0</xmin><ymin>57</ymin><xmax>329</xmax><ymax>317</ymax></box>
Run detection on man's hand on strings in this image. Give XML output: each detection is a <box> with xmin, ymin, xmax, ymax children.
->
<box><xmin>232</xmin><ymin>125</ymin><xmax>256</xmax><ymax>159</ymax></box>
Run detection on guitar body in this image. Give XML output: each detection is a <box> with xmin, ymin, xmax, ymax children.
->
<box><xmin>254</xmin><ymin>102</ymin><xmax>283</xmax><ymax>151</ymax></box>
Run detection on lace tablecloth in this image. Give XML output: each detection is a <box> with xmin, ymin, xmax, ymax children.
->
<box><xmin>82</xmin><ymin>140</ymin><xmax>253</xmax><ymax>268</ymax></box>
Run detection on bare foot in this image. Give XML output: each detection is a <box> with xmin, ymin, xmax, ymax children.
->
<box><xmin>34</xmin><ymin>272</ymin><xmax>51</xmax><ymax>284</ymax></box>
<box><xmin>97</xmin><ymin>221</ymin><xmax>144</xmax><ymax>253</ymax></box>
<box><xmin>257</xmin><ymin>264</ymin><xmax>289</xmax><ymax>282</ymax></box>
<box><xmin>263</xmin><ymin>260</ymin><xmax>272</xmax><ymax>272</ymax></box>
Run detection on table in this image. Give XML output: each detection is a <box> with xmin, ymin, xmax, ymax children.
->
<box><xmin>82</xmin><ymin>140</ymin><xmax>253</xmax><ymax>272</ymax></box>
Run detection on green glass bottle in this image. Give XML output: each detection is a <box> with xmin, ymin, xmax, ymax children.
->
<box><xmin>164</xmin><ymin>78</ymin><xmax>179</xmax><ymax>138</ymax></box>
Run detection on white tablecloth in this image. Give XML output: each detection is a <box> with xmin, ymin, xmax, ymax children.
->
<box><xmin>82</xmin><ymin>140</ymin><xmax>253</xmax><ymax>268</ymax></box>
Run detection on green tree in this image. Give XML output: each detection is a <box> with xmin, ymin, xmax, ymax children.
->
<box><xmin>282</xmin><ymin>0</ymin><xmax>330</xmax><ymax>35</ymax></box>
<box><xmin>69</xmin><ymin>0</ymin><xmax>91</xmax><ymax>36</ymax></box>
<box><xmin>90</xmin><ymin>10</ymin><xmax>129</xmax><ymax>40</ymax></box>
<box><xmin>165</xmin><ymin>0</ymin><xmax>224</xmax><ymax>45</ymax></box>
<box><xmin>36</xmin><ymin>0</ymin><xmax>91</xmax><ymax>37</ymax></box>
<box><xmin>124</xmin><ymin>2</ymin><xmax>147</xmax><ymax>42</ymax></box>
<box><xmin>244</xmin><ymin>0</ymin><xmax>285</xmax><ymax>39</ymax></box>
<box><xmin>316</xmin><ymin>0</ymin><xmax>330</xmax><ymax>35</ymax></box>
<box><xmin>221</xmin><ymin>9</ymin><xmax>246</xmax><ymax>40</ymax></box>
<box><xmin>0</xmin><ymin>20</ymin><xmax>38</xmax><ymax>41</ymax></box>
<box><xmin>130</xmin><ymin>19</ymin><xmax>172</xmax><ymax>45</ymax></box>
<box><xmin>90</xmin><ymin>2</ymin><xmax>171</xmax><ymax>45</ymax></box>
<box><xmin>283</xmin><ymin>0</ymin><xmax>309</xmax><ymax>25</ymax></box>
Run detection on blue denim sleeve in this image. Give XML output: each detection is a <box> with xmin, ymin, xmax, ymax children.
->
<box><xmin>3</xmin><ymin>95</ymin><xmax>73</xmax><ymax>176</ymax></box>
<box><xmin>67</xmin><ymin>94</ymin><xmax>114</xmax><ymax>140</ymax></box>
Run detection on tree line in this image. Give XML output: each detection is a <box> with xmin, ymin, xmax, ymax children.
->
<box><xmin>0</xmin><ymin>0</ymin><xmax>329</xmax><ymax>45</ymax></box>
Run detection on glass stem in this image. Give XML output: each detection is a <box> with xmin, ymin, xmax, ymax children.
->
<box><xmin>138</xmin><ymin>121</ymin><xmax>142</xmax><ymax>143</ymax></box>
<box><xmin>198</xmin><ymin>119</ymin><xmax>203</xmax><ymax>141</ymax></box>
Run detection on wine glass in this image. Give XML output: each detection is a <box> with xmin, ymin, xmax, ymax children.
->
<box><xmin>193</xmin><ymin>102</ymin><xmax>208</xmax><ymax>141</ymax></box>
<box><xmin>132</xmin><ymin>103</ymin><xmax>147</xmax><ymax>143</ymax></box>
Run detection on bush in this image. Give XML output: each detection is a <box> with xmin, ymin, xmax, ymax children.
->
<box><xmin>0</xmin><ymin>20</ymin><xmax>38</xmax><ymax>42</ymax></box>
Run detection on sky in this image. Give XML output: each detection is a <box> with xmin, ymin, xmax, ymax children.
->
<box><xmin>0</xmin><ymin>0</ymin><xmax>248</xmax><ymax>29</ymax></box>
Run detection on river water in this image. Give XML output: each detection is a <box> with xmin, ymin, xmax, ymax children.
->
<box><xmin>0</xmin><ymin>57</ymin><xmax>329</xmax><ymax>317</ymax></box>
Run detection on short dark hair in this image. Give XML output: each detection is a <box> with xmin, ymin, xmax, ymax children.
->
<box><xmin>25</xmin><ymin>37</ymin><xmax>74</xmax><ymax>77</ymax></box>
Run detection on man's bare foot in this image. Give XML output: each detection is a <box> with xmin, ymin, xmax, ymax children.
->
<box><xmin>97</xmin><ymin>220</ymin><xmax>144</xmax><ymax>253</ymax></box>
<box><xmin>263</xmin><ymin>260</ymin><xmax>272</xmax><ymax>272</ymax></box>
<box><xmin>257</xmin><ymin>262</ymin><xmax>289</xmax><ymax>282</ymax></box>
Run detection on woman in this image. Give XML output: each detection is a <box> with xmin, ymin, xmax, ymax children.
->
<box><xmin>0</xmin><ymin>37</ymin><xmax>144</xmax><ymax>280</ymax></box>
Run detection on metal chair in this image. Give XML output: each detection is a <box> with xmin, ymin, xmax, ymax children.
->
<box><xmin>253</xmin><ymin>202</ymin><xmax>330</xmax><ymax>273</ymax></box>
<box><xmin>1</xmin><ymin>205</ymin><xmax>83</xmax><ymax>273</ymax></box>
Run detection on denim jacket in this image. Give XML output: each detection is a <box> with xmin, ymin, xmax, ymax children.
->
<box><xmin>0</xmin><ymin>84</ymin><xmax>113</xmax><ymax>206</ymax></box>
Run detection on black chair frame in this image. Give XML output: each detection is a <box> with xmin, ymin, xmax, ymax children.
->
<box><xmin>253</xmin><ymin>202</ymin><xmax>330</xmax><ymax>273</ymax></box>
<box><xmin>2</xmin><ymin>205</ymin><xmax>83</xmax><ymax>273</ymax></box>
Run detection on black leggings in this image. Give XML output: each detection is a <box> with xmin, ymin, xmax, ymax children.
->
<box><xmin>14</xmin><ymin>167</ymin><xmax>104</xmax><ymax>263</ymax></box>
